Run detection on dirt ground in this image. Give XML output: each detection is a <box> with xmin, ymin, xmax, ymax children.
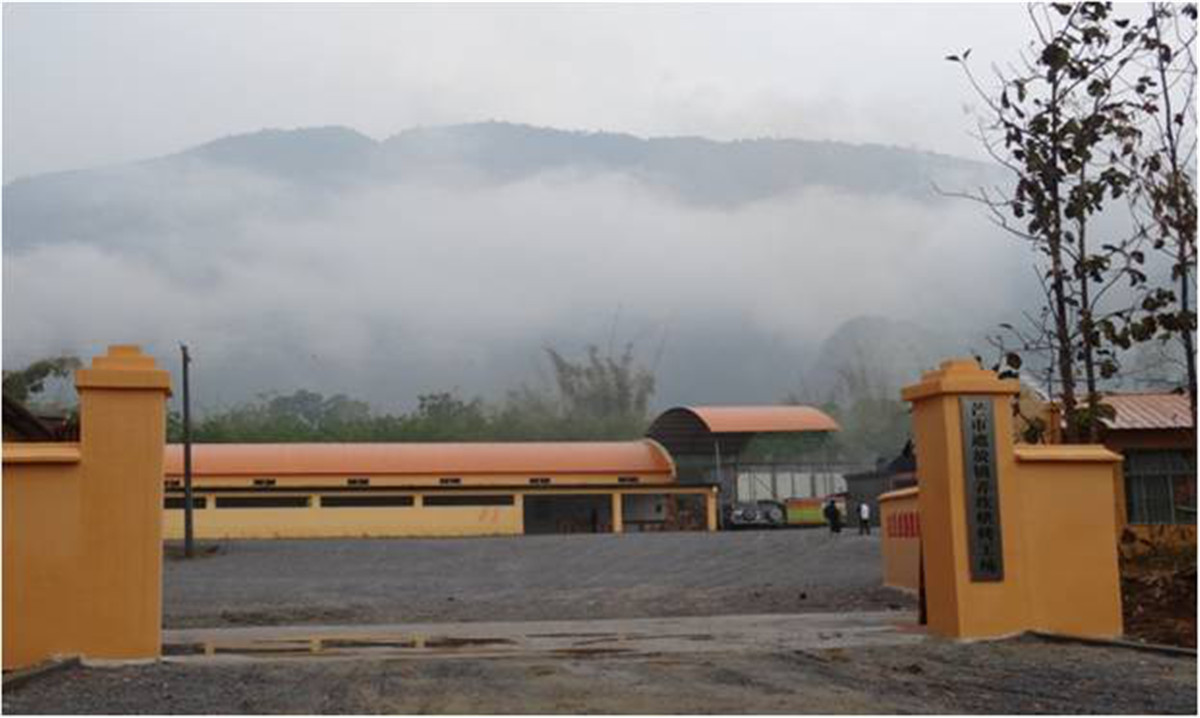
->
<box><xmin>162</xmin><ymin>531</ymin><xmax>914</xmax><ymax>628</ymax></box>
<box><xmin>8</xmin><ymin>532</ymin><xmax>1195</xmax><ymax>714</ymax></box>
<box><xmin>1120</xmin><ymin>550</ymin><xmax>1197</xmax><ymax>648</ymax></box>
<box><xmin>4</xmin><ymin>634</ymin><xmax>1194</xmax><ymax>714</ymax></box>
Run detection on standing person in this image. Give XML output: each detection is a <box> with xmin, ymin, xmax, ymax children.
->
<box><xmin>858</xmin><ymin>501</ymin><xmax>871</xmax><ymax>535</ymax></box>
<box><xmin>823</xmin><ymin>499</ymin><xmax>837</xmax><ymax>534</ymax></box>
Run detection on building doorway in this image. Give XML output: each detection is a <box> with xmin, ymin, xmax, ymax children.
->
<box><xmin>523</xmin><ymin>494</ymin><xmax>613</xmax><ymax>534</ymax></box>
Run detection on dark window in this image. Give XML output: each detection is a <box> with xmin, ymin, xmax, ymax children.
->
<box><xmin>347</xmin><ymin>477</ymin><xmax>370</xmax><ymax>487</ymax></box>
<box><xmin>529</xmin><ymin>477</ymin><xmax>551</xmax><ymax>485</ymax></box>
<box><xmin>321</xmin><ymin>495</ymin><xmax>414</xmax><ymax>508</ymax></box>
<box><xmin>253</xmin><ymin>477</ymin><xmax>276</xmax><ymax>487</ymax></box>
<box><xmin>423</xmin><ymin>495</ymin><xmax>514</xmax><ymax>507</ymax></box>
<box><xmin>215</xmin><ymin>496</ymin><xmax>310</xmax><ymax>509</ymax></box>
<box><xmin>439</xmin><ymin>477</ymin><xmax>462</xmax><ymax>485</ymax></box>
<box><xmin>618</xmin><ymin>476</ymin><xmax>640</xmax><ymax>484</ymax></box>
<box><xmin>165</xmin><ymin>479</ymin><xmax>181</xmax><ymax>488</ymax></box>
<box><xmin>1125</xmin><ymin>450</ymin><xmax>1197</xmax><ymax>525</ymax></box>
<box><xmin>164</xmin><ymin>497</ymin><xmax>207</xmax><ymax>510</ymax></box>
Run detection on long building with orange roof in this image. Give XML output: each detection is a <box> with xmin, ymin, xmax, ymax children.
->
<box><xmin>162</xmin><ymin>405</ymin><xmax>840</xmax><ymax>539</ymax></box>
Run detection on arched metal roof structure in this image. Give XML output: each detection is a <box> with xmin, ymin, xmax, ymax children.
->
<box><xmin>645</xmin><ymin>405</ymin><xmax>840</xmax><ymax>458</ymax></box>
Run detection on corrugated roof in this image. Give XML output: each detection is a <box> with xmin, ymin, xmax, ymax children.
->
<box><xmin>163</xmin><ymin>440</ymin><xmax>674</xmax><ymax>477</ymax></box>
<box><xmin>684</xmin><ymin>406</ymin><xmax>840</xmax><ymax>434</ymax></box>
<box><xmin>1102</xmin><ymin>392</ymin><xmax>1194</xmax><ymax>431</ymax></box>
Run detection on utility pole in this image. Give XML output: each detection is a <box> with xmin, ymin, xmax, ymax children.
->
<box><xmin>181</xmin><ymin>344</ymin><xmax>194</xmax><ymax>559</ymax></box>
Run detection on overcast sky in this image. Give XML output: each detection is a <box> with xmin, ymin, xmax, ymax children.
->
<box><xmin>3</xmin><ymin>3</ymin><xmax>1036</xmax><ymax>182</ymax></box>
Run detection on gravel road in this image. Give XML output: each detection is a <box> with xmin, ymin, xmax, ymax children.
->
<box><xmin>8</xmin><ymin>532</ymin><xmax>1194</xmax><ymax>714</ymax></box>
<box><xmin>5</xmin><ymin>634</ymin><xmax>1194</xmax><ymax>714</ymax></box>
<box><xmin>164</xmin><ymin>529</ymin><xmax>910</xmax><ymax>628</ymax></box>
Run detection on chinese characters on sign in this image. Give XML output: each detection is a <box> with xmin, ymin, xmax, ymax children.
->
<box><xmin>960</xmin><ymin>396</ymin><xmax>1004</xmax><ymax>581</ymax></box>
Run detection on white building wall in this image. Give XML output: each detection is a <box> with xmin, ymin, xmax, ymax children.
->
<box><xmin>735</xmin><ymin>468</ymin><xmax>850</xmax><ymax>502</ymax></box>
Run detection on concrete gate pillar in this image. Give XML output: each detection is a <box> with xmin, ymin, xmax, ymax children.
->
<box><xmin>901</xmin><ymin>359</ymin><xmax>1123</xmax><ymax>640</ymax></box>
<box><xmin>75</xmin><ymin>345</ymin><xmax>172</xmax><ymax>659</ymax></box>
<box><xmin>902</xmin><ymin>359</ymin><xmax>1026</xmax><ymax>638</ymax></box>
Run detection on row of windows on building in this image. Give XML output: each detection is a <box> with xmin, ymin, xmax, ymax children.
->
<box><xmin>164</xmin><ymin>494</ymin><xmax>516</xmax><ymax>510</ymax></box>
<box><xmin>167</xmin><ymin>475</ymin><xmax>645</xmax><ymax>489</ymax></box>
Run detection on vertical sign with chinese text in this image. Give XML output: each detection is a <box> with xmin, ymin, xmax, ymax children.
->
<box><xmin>959</xmin><ymin>396</ymin><xmax>1004</xmax><ymax>581</ymax></box>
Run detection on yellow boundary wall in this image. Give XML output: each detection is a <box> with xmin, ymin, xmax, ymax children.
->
<box><xmin>3</xmin><ymin>346</ymin><xmax>170</xmax><ymax>670</ymax></box>
<box><xmin>899</xmin><ymin>359</ymin><xmax>1123</xmax><ymax>640</ymax></box>
<box><xmin>878</xmin><ymin>487</ymin><xmax>920</xmax><ymax>593</ymax></box>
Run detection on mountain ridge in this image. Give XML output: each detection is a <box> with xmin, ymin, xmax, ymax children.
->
<box><xmin>5</xmin><ymin>120</ymin><xmax>991</xmax><ymax>189</ymax></box>
<box><xmin>3</xmin><ymin>120</ymin><xmax>1000</xmax><ymax>256</ymax></box>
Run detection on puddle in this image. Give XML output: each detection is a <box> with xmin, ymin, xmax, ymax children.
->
<box><xmin>527</xmin><ymin>632</ymin><xmax>618</xmax><ymax>639</ymax></box>
<box><xmin>552</xmin><ymin>647</ymin><xmax>636</xmax><ymax>656</ymax></box>
<box><xmin>164</xmin><ymin>628</ymin><xmax>720</xmax><ymax>661</ymax></box>
<box><xmin>164</xmin><ymin>633</ymin><xmax>516</xmax><ymax>659</ymax></box>
<box><xmin>322</xmin><ymin>638</ymin><xmax>419</xmax><ymax>650</ymax></box>
<box><xmin>424</xmin><ymin>637</ymin><xmax>515</xmax><ymax>649</ymax></box>
<box><xmin>214</xmin><ymin>644</ymin><xmax>313</xmax><ymax>657</ymax></box>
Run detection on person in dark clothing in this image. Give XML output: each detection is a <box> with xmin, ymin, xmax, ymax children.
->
<box><xmin>823</xmin><ymin>499</ymin><xmax>842</xmax><ymax>534</ymax></box>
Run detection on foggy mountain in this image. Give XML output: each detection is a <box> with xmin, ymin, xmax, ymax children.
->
<box><xmin>800</xmin><ymin>315</ymin><xmax>965</xmax><ymax>404</ymax></box>
<box><xmin>4</xmin><ymin>122</ymin><xmax>992</xmax><ymax>252</ymax></box>
<box><xmin>4</xmin><ymin>122</ymin><xmax>1025</xmax><ymax>413</ymax></box>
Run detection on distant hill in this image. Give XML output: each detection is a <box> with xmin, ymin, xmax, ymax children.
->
<box><xmin>800</xmin><ymin>315</ymin><xmax>967</xmax><ymax>404</ymax></box>
<box><xmin>3</xmin><ymin>121</ymin><xmax>995</xmax><ymax>254</ymax></box>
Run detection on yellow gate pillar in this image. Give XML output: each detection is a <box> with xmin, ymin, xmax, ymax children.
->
<box><xmin>902</xmin><ymin>359</ymin><xmax>1123</xmax><ymax>640</ymax></box>
<box><xmin>75</xmin><ymin>345</ymin><xmax>172</xmax><ymax>660</ymax></box>
<box><xmin>902</xmin><ymin>359</ymin><xmax>1029</xmax><ymax>639</ymax></box>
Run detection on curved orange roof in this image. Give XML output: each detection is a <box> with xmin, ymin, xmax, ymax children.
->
<box><xmin>163</xmin><ymin>440</ymin><xmax>674</xmax><ymax>478</ymax></box>
<box><xmin>683</xmin><ymin>405</ymin><xmax>840</xmax><ymax>433</ymax></box>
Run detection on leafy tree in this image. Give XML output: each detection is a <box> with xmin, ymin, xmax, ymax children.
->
<box><xmin>950</xmin><ymin>3</ymin><xmax>1164</xmax><ymax>441</ymax></box>
<box><xmin>490</xmin><ymin>386</ymin><xmax>567</xmax><ymax>440</ymax></box>
<box><xmin>544</xmin><ymin>343</ymin><xmax>656</xmax><ymax>438</ymax></box>
<box><xmin>2</xmin><ymin>355</ymin><xmax>82</xmax><ymax>405</ymax></box>
<box><xmin>180</xmin><ymin>389</ymin><xmax>374</xmax><ymax>442</ymax></box>
<box><xmin>402</xmin><ymin>392</ymin><xmax>490</xmax><ymax>440</ymax></box>
<box><xmin>783</xmin><ymin>353</ymin><xmax>911</xmax><ymax>463</ymax></box>
<box><xmin>171</xmin><ymin>341</ymin><xmax>659</xmax><ymax>443</ymax></box>
<box><xmin>1125</xmin><ymin>2</ymin><xmax>1198</xmax><ymax>419</ymax></box>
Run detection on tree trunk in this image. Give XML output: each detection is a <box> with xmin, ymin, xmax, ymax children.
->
<box><xmin>1180</xmin><ymin>259</ymin><xmax>1197</xmax><ymax>424</ymax></box>
<box><xmin>1077</xmin><ymin>170</ymin><xmax>1100</xmax><ymax>443</ymax></box>
<box><xmin>1048</xmin><ymin>73</ymin><xmax>1080</xmax><ymax>442</ymax></box>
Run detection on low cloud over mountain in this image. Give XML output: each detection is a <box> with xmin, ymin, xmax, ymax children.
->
<box><xmin>4</xmin><ymin>122</ymin><xmax>1025</xmax><ymax>412</ymax></box>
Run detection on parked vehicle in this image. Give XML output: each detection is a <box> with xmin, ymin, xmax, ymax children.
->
<box><xmin>724</xmin><ymin>500</ymin><xmax>786</xmax><ymax>529</ymax></box>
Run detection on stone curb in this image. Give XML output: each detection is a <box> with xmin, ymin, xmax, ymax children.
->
<box><xmin>1029</xmin><ymin>630</ymin><xmax>1197</xmax><ymax>658</ymax></box>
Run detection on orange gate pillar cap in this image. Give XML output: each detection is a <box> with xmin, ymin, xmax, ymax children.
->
<box><xmin>901</xmin><ymin>358</ymin><xmax>1019</xmax><ymax>403</ymax></box>
<box><xmin>75</xmin><ymin>345</ymin><xmax>172</xmax><ymax>394</ymax></box>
